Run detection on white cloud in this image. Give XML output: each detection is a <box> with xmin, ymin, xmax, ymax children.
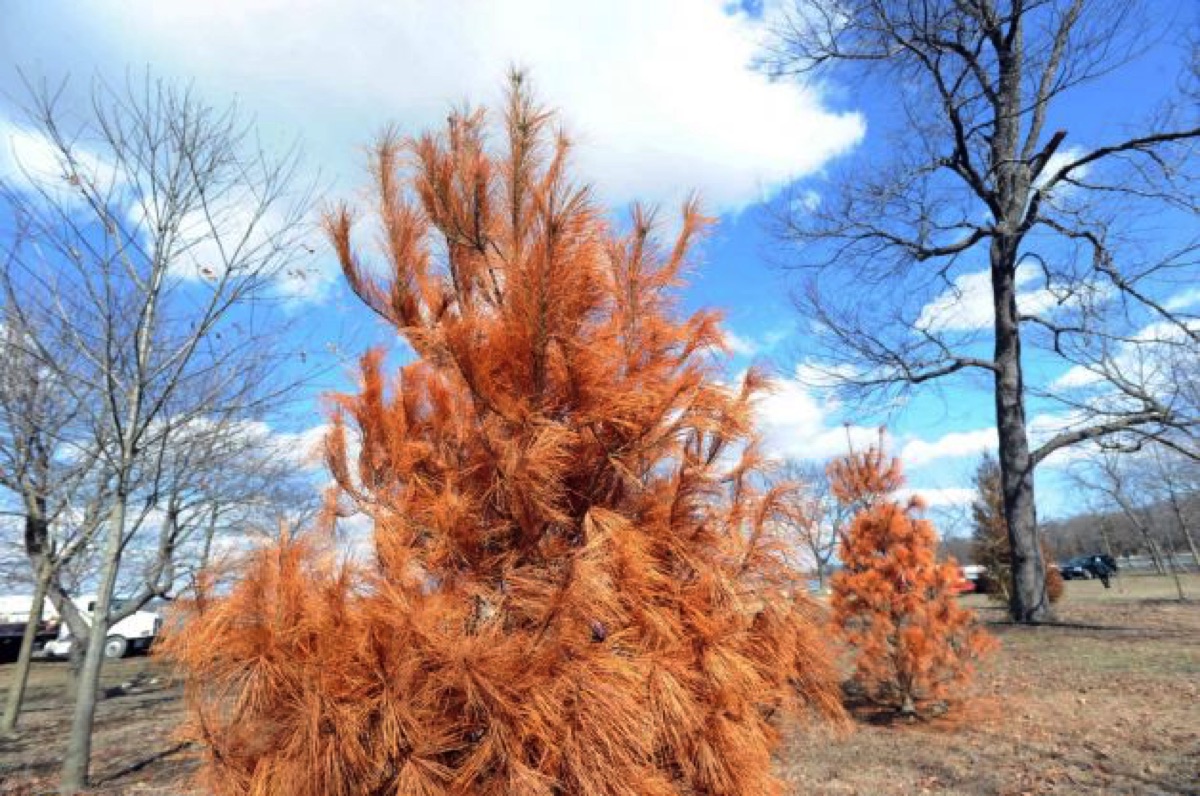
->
<box><xmin>0</xmin><ymin>120</ymin><xmax>64</xmax><ymax>184</ymax></box>
<box><xmin>1163</xmin><ymin>287</ymin><xmax>1200</xmax><ymax>312</ymax></box>
<box><xmin>0</xmin><ymin>118</ymin><xmax>125</xmax><ymax>207</ymax></box>
<box><xmin>725</xmin><ymin>330</ymin><xmax>761</xmax><ymax>357</ymax></box>
<box><xmin>754</xmin><ymin>365</ymin><xmax>999</xmax><ymax>471</ymax></box>
<box><xmin>1</xmin><ymin>117</ymin><xmax>336</xmax><ymax>303</ymax></box>
<box><xmin>0</xmin><ymin>0</ymin><xmax>864</xmax><ymax>216</ymax></box>
<box><xmin>916</xmin><ymin>259</ymin><xmax>1115</xmax><ymax>333</ymax></box>
<box><xmin>900</xmin><ymin>428</ymin><xmax>996</xmax><ymax>469</ymax></box>
<box><xmin>753</xmin><ymin>366</ymin><xmax>884</xmax><ymax>460</ymax></box>
<box><xmin>791</xmin><ymin>360</ymin><xmax>861</xmax><ymax>390</ymax></box>
<box><xmin>724</xmin><ymin>323</ymin><xmax>793</xmax><ymax>358</ymax></box>
<box><xmin>916</xmin><ymin>261</ymin><xmax>1058</xmax><ymax>332</ymax></box>
<box><xmin>1051</xmin><ymin>318</ymin><xmax>1199</xmax><ymax>391</ymax></box>
<box><xmin>896</xmin><ymin>487</ymin><xmax>975</xmax><ymax>508</ymax></box>
<box><xmin>1052</xmin><ymin>363</ymin><xmax>1102</xmax><ymax>390</ymax></box>
<box><xmin>1034</xmin><ymin>146</ymin><xmax>1089</xmax><ymax>190</ymax></box>
<box><xmin>271</xmin><ymin>423</ymin><xmax>333</xmax><ymax>471</ymax></box>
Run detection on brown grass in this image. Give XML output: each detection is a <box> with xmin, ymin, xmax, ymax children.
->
<box><xmin>780</xmin><ymin>574</ymin><xmax>1200</xmax><ymax>795</ymax></box>
<box><xmin>0</xmin><ymin>655</ymin><xmax>198</xmax><ymax>795</ymax></box>
<box><xmin>2</xmin><ymin>573</ymin><xmax>1198</xmax><ymax>795</ymax></box>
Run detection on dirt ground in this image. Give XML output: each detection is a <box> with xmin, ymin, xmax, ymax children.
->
<box><xmin>1</xmin><ymin>574</ymin><xmax>1197</xmax><ymax>795</ymax></box>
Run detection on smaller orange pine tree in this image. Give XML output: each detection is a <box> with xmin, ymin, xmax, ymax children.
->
<box><xmin>830</xmin><ymin>443</ymin><xmax>996</xmax><ymax>718</ymax></box>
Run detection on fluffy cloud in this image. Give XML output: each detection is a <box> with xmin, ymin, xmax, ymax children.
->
<box><xmin>753</xmin><ymin>366</ymin><xmax>884</xmax><ymax>461</ymax></box>
<box><xmin>0</xmin><ymin>117</ymin><xmax>335</xmax><ymax>302</ymax></box>
<box><xmin>900</xmin><ymin>428</ymin><xmax>996</xmax><ymax>469</ymax></box>
<box><xmin>724</xmin><ymin>324</ymin><xmax>794</xmax><ymax>359</ymax></box>
<box><xmin>1164</xmin><ymin>287</ymin><xmax>1200</xmax><ymax>312</ymax></box>
<box><xmin>755</xmin><ymin>365</ymin><xmax>998</xmax><ymax>471</ymax></box>
<box><xmin>915</xmin><ymin>257</ymin><xmax>1117</xmax><ymax>334</ymax></box>
<box><xmin>1034</xmin><ymin>146</ymin><xmax>1090</xmax><ymax>191</ymax></box>
<box><xmin>724</xmin><ymin>330</ymin><xmax>762</xmax><ymax>358</ymax></box>
<box><xmin>1</xmin><ymin>1</ymin><xmax>864</xmax><ymax>218</ymax></box>
<box><xmin>896</xmin><ymin>487</ymin><xmax>976</xmax><ymax>508</ymax></box>
<box><xmin>916</xmin><ymin>261</ymin><xmax>1058</xmax><ymax>332</ymax></box>
<box><xmin>1051</xmin><ymin>318</ymin><xmax>1199</xmax><ymax>391</ymax></box>
<box><xmin>270</xmin><ymin>423</ymin><xmax>334</xmax><ymax>471</ymax></box>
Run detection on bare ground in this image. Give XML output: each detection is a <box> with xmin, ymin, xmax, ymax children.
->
<box><xmin>781</xmin><ymin>575</ymin><xmax>1200</xmax><ymax>795</ymax></box>
<box><xmin>1</xmin><ymin>574</ymin><xmax>1197</xmax><ymax>795</ymax></box>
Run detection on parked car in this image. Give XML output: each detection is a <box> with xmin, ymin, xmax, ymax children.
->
<box><xmin>1058</xmin><ymin>554</ymin><xmax>1118</xmax><ymax>581</ymax></box>
<box><xmin>0</xmin><ymin>596</ymin><xmax>61</xmax><ymax>662</ymax></box>
<box><xmin>43</xmin><ymin>596</ymin><xmax>162</xmax><ymax>660</ymax></box>
<box><xmin>959</xmin><ymin>564</ymin><xmax>988</xmax><ymax>592</ymax></box>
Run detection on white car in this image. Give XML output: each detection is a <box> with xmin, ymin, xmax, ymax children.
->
<box><xmin>44</xmin><ymin>596</ymin><xmax>162</xmax><ymax>660</ymax></box>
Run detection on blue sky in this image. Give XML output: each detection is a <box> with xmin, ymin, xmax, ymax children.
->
<box><xmin>2</xmin><ymin>0</ymin><xmax>1195</xmax><ymax>532</ymax></box>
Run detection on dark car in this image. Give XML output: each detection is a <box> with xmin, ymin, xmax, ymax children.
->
<box><xmin>1059</xmin><ymin>554</ymin><xmax>1118</xmax><ymax>580</ymax></box>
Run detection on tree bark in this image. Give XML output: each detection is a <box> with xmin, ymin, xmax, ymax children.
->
<box><xmin>1162</xmin><ymin>544</ymin><xmax>1187</xmax><ymax>601</ymax></box>
<box><xmin>1</xmin><ymin>555</ymin><xmax>51</xmax><ymax>734</ymax></box>
<box><xmin>1146</xmin><ymin>537</ymin><xmax>1167</xmax><ymax>574</ymax></box>
<box><xmin>1163</xmin><ymin>486</ymin><xmax>1200</xmax><ymax>568</ymax></box>
<box><xmin>59</xmin><ymin>488</ymin><xmax>128</xmax><ymax>794</ymax></box>
<box><xmin>992</xmin><ymin>237</ymin><xmax>1050</xmax><ymax>623</ymax></box>
<box><xmin>1183</xmin><ymin>526</ymin><xmax>1200</xmax><ymax>570</ymax></box>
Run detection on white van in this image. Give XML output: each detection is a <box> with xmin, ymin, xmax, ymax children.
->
<box><xmin>44</xmin><ymin>596</ymin><xmax>162</xmax><ymax>660</ymax></box>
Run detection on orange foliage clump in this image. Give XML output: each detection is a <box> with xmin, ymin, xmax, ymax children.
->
<box><xmin>830</xmin><ymin>443</ymin><xmax>996</xmax><ymax>718</ymax></box>
<box><xmin>161</xmin><ymin>73</ymin><xmax>844</xmax><ymax>796</ymax></box>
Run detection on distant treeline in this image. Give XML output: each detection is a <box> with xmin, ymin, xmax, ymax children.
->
<box><xmin>1042</xmin><ymin>493</ymin><xmax>1199</xmax><ymax>567</ymax></box>
<box><xmin>943</xmin><ymin>493</ymin><xmax>1199</xmax><ymax>572</ymax></box>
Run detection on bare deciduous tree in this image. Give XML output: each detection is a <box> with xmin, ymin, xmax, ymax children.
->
<box><xmin>1069</xmin><ymin>448</ymin><xmax>1189</xmax><ymax>599</ymax></box>
<box><xmin>767</xmin><ymin>0</ymin><xmax>1199</xmax><ymax>621</ymax></box>
<box><xmin>0</xmin><ymin>293</ymin><xmax>110</xmax><ymax>734</ymax></box>
<box><xmin>0</xmin><ymin>74</ymin><xmax>316</xmax><ymax>791</ymax></box>
<box><xmin>775</xmin><ymin>459</ymin><xmax>851</xmax><ymax>587</ymax></box>
<box><xmin>1149</xmin><ymin>444</ymin><xmax>1200</xmax><ymax>568</ymax></box>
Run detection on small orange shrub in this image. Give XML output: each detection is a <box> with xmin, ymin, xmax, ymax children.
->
<box><xmin>1045</xmin><ymin>556</ymin><xmax>1065</xmax><ymax>602</ymax></box>
<box><xmin>830</xmin><ymin>444</ymin><xmax>996</xmax><ymax>717</ymax></box>
<box><xmin>162</xmin><ymin>74</ymin><xmax>844</xmax><ymax>796</ymax></box>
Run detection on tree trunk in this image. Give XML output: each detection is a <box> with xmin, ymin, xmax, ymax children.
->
<box><xmin>1098</xmin><ymin>521</ymin><xmax>1116</xmax><ymax>558</ymax></box>
<box><xmin>59</xmin><ymin>491</ymin><xmax>128</xmax><ymax>794</ymax></box>
<box><xmin>1</xmin><ymin>557</ymin><xmax>51</xmax><ymax>734</ymax></box>
<box><xmin>1164</xmin><ymin>489</ymin><xmax>1200</xmax><ymax>568</ymax></box>
<box><xmin>1161</xmin><ymin>543</ymin><xmax>1187</xmax><ymax>601</ymax></box>
<box><xmin>1145</xmin><ymin>537</ymin><xmax>1167</xmax><ymax>574</ymax></box>
<box><xmin>991</xmin><ymin>238</ymin><xmax>1049</xmax><ymax>623</ymax></box>
<box><xmin>66</xmin><ymin>636</ymin><xmax>84</xmax><ymax>703</ymax></box>
<box><xmin>1183</xmin><ymin>525</ymin><xmax>1200</xmax><ymax>570</ymax></box>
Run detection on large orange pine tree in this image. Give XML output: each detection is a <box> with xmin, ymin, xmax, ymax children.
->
<box><xmin>162</xmin><ymin>74</ymin><xmax>843</xmax><ymax>796</ymax></box>
<box><xmin>830</xmin><ymin>443</ymin><xmax>995</xmax><ymax>718</ymax></box>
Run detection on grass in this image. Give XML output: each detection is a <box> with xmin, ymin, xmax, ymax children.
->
<box><xmin>1</xmin><ymin>574</ymin><xmax>1197</xmax><ymax>794</ymax></box>
<box><xmin>779</xmin><ymin>574</ymin><xmax>1200</xmax><ymax>795</ymax></box>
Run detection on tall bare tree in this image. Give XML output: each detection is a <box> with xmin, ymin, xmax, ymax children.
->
<box><xmin>1149</xmin><ymin>444</ymin><xmax>1200</xmax><ymax>567</ymax></box>
<box><xmin>0</xmin><ymin>74</ymin><xmax>315</xmax><ymax>791</ymax></box>
<box><xmin>0</xmin><ymin>289</ymin><xmax>110</xmax><ymax>734</ymax></box>
<box><xmin>775</xmin><ymin>459</ymin><xmax>851</xmax><ymax>587</ymax></box>
<box><xmin>1070</xmin><ymin>448</ymin><xmax>1188</xmax><ymax>598</ymax></box>
<box><xmin>767</xmin><ymin>0</ymin><xmax>1199</xmax><ymax>621</ymax></box>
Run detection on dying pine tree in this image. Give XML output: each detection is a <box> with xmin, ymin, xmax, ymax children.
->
<box><xmin>162</xmin><ymin>73</ymin><xmax>844</xmax><ymax>796</ymax></box>
<box><xmin>971</xmin><ymin>454</ymin><xmax>1063</xmax><ymax>604</ymax></box>
<box><xmin>830</xmin><ymin>443</ymin><xmax>995</xmax><ymax>718</ymax></box>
